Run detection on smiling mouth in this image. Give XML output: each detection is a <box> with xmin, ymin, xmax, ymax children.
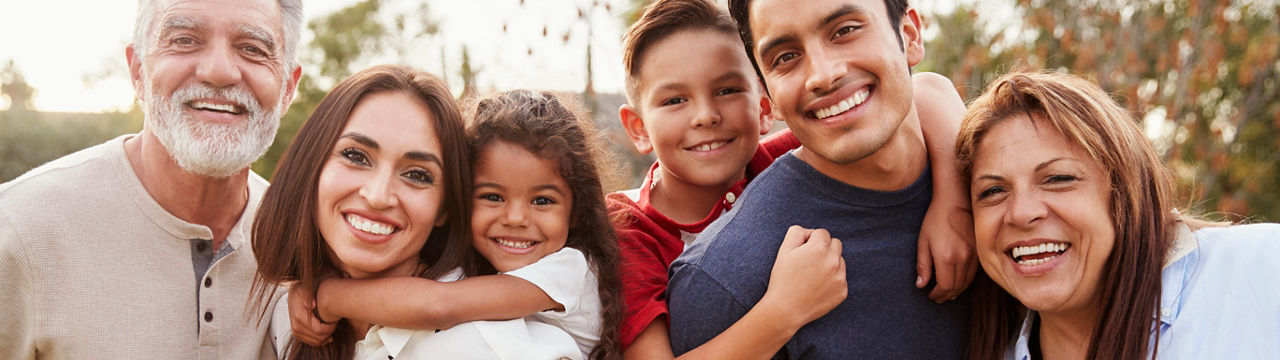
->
<box><xmin>188</xmin><ymin>100</ymin><xmax>245</xmax><ymax>115</ymax></box>
<box><xmin>494</xmin><ymin>237</ymin><xmax>537</xmax><ymax>249</ymax></box>
<box><xmin>812</xmin><ymin>88</ymin><xmax>870</xmax><ymax>119</ymax></box>
<box><xmin>686</xmin><ymin>139</ymin><xmax>733</xmax><ymax>152</ymax></box>
<box><xmin>346</xmin><ymin>214</ymin><xmax>397</xmax><ymax>235</ymax></box>
<box><xmin>1009</xmin><ymin>242</ymin><xmax>1071</xmax><ymax>266</ymax></box>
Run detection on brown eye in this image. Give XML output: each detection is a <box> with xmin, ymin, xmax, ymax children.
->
<box><xmin>340</xmin><ymin>148</ymin><xmax>370</xmax><ymax>166</ymax></box>
<box><xmin>402</xmin><ymin>169</ymin><xmax>434</xmax><ymax>185</ymax></box>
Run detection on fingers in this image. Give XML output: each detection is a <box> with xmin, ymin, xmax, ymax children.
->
<box><xmin>287</xmin><ymin>284</ymin><xmax>335</xmax><ymax>346</ymax></box>
<box><xmin>779</xmin><ymin>225</ymin><xmax>813</xmax><ymax>250</ymax></box>
<box><xmin>928</xmin><ymin>262</ymin><xmax>957</xmax><ymax>302</ymax></box>
<box><xmin>916</xmin><ymin>236</ymin><xmax>933</xmax><ymax>289</ymax></box>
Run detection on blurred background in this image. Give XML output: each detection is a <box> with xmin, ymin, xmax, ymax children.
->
<box><xmin>1</xmin><ymin>0</ymin><xmax>1277</xmax><ymax>221</ymax></box>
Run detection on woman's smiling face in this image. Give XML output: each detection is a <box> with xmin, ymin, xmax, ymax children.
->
<box><xmin>315</xmin><ymin>91</ymin><xmax>448</xmax><ymax>279</ymax></box>
<box><xmin>970</xmin><ymin>114</ymin><xmax>1115</xmax><ymax>318</ymax></box>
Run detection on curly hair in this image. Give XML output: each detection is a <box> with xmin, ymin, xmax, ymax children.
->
<box><xmin>464</xmin><ymin>90</ymin><xmax>624</xmax><ymax>360</ymax></box>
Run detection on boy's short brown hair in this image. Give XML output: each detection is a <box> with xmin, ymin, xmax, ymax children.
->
<box><xmin>622</xmin><ymin>0</ymin><xmax>740</xmax><ymax>107</ymax></box>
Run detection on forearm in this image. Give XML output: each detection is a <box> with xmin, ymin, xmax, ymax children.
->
<box><xmin>677</xmin><ymin>297</ymin><xmax>799</xmax><ymax>360</ymax></box>
<box><xmin>317</xmin><ymin>274</ymin><xmax>558</xmax><ymax>330</ymax></box>
<box><xmin>317</xmin><ymin>276</ymin><xmax>456</xmax><ymax>329</ymax></box>
<box><xmin>914</xmin><ymin>73</ymin><xmax>969</xmax><ymax>208</ymax></box>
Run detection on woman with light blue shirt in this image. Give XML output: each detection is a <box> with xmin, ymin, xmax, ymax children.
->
<box><xmin>955</xmin><ymin>71</ymin><xmax>1280</xmax><ymax>359</ymax></box>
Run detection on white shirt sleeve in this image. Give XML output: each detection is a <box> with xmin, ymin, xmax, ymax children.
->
<box><xmin>501</xmin><ymin>247</ymin><xmax>602</xmax><ymax>357</ymax></box>
<box><xmin>269</xmin><ymin>291</ymin><xmax>293</xmax><ymax>359</ymax></box>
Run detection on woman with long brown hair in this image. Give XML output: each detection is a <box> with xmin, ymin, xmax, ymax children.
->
<box><xmin>958</xmin><ymin>71</ymin><xmax>1280</xmax><ymax>359</ymax></box>
<box><xmin>250</xmin><ymin>64</ymin><xmax>473</xmax><ymax>359</ymax></box>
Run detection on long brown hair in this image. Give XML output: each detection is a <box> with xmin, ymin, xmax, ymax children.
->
<box><xmin>465</xmin><ymin>90</ymin><xmax>624</xmax><ymax>360</ymax></box>
<box><xmin>251</xmin><ymin>65</ymin><xmax>472</xmax><ymax>360</ymax></box>
<box><xmin>956</xmin><ymin>71</ymin><xmax>1176</xmax><ymax>359</ymax></box>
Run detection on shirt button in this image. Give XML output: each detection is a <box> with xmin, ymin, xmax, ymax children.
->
<box><xmin>196</xmin><ymin>242</ymin><xmax>208</xmax><ymax>252</ymax></box>
<box><xmin>1160</xmin><ymin>307</ymin><xmax>1171</xmax><ymax>317</ymax></box>
<box><xmin>725</xmin><ymin>192</ymin><xmax>737</xmax><ymax>204</ymax></box>
<box><xmin>204</xmin><ymin>277</ymin><xmax>212</xmax><ymax>288</ymax></box>
<box><xmin>204</xmin><ymin>311</ymin><xmax>213</xmax><ymax>322</ymax></box>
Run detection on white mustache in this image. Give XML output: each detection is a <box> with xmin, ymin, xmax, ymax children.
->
<box><xmin>169</xmin><ymin>83</ymin><xmax>264</xmax><ymax>117</ymax></box>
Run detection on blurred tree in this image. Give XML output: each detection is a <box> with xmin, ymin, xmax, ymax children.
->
<box><xmin>2</xmin><ymin>60</ymin><xmax>35</xmax><ymax>113</ymax></box>
<box><xmin>920</xmin><ymin>0</ymin><xmax>1280</xmax><ymax>221</ymax></box>
<box><xmin>1</xmin><ymin>61</ymin><xmax>141</xmax><ymax>182</ymax></box>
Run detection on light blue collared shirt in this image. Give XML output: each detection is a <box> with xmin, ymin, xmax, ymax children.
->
<box><xmin>1009</xmin><ymin>223</ymin><xmax>1280</xmax><ymax>359</ymax></box>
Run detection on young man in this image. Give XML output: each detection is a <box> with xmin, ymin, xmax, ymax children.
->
<box><xmin>665</xmin><ymin>0</ymin><xmax>972</xmax><ymax>358</ymax></box>
<box><xmin>616</xmin><ymin>0</ymin><xmax>973</xmax><ymax>358</ymax></box>
<box><xmin>0</xmin><ymin>0</ymin><xmax>302</xmax><ymax>358</ymax></box>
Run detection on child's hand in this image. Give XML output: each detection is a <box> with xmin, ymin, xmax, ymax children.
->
<box><xmin>288</xmin><ymin>281</ymin><xmax>337</xmax><ymax>346</ymax></box>
<box><xmin>916</xmin><ymin>200</ymin><xmax>977</xmax><ymax>303</ymax></box>
<box><xmin>762</xmin><ymin>225</ymin><xmax>847</xmax><ymax>329</ymax></box>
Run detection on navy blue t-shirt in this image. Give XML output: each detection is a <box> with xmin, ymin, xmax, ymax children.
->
<box><xmin>667</xmin><ymin>152</ymin><xmax>969</xmax><ymax>359</ymax></box>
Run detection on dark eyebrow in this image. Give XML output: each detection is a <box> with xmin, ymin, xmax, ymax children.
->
<box><xmin>405</xmin><ymin>151</ymin><xmax>442</xmax><ymax>167</ymax></box>
<box><xmin>821</xmin><ymin>4</ymin><xmax>866</xmax><ymax>30</ymax></box>
<box><xmin>237</xmin><ymin>24</ymin><xmax>276</xmax><ymax>52</ymax></box>
<box><xmin>756</xmin><ymin>34</ymin><xmax>797</xmax><ymax>65</ymax></box>
<box><xmin>340</xmin><ymin>133</ymin><xmax>379</xmax><ymax>150</ymax></box>
<box><xmin>756</xmin><ymin>4</ymin><xmax>864</xmax><ymax>64</ymax></box>
<box><xmin>341</xmin><ymin>132</ymin><xmax>443</xmax><ymax>167</ymax></box>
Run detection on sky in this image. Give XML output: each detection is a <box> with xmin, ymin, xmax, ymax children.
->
<box><xmin>0</xmin><ymin>0</ymin><xmax>957</xmax><ymax>113</ymax></box>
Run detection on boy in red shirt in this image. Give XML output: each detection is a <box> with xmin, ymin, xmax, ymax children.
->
<box><xmin>610</xmin><ymin>0</ymin><xmax>975</xmax><ymax>357</ymax></box>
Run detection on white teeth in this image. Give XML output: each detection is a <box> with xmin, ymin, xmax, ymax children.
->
<box><xmin>690</xmin><ymin>140</ymin><xmax>729</xmax><ymax>152</ymax></box>
<box><xmin>346</xmin><ymin>214</ymin><xmax>395</xmax><ymax>235</ymax></box>
<box><xmin>495</xmin><ymin>238</ymin><xmax>534</xmax><ymax>249</ymax></box>
<box><xmin>190</xmin><ymin>101</ymin><xmax>240</xmax><ymax>114</ymax></box>
<box><xmin>815</xmin><ymin>89</ymin><xmax>870</xmax><ymax>119</ymax></box>
<box><xmin>1011</xmin><ymin>242</ymin><xmax>1070</xmax><ymax>266</ymax></box>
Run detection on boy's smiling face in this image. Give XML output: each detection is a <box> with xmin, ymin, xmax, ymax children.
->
<box><xmin>622</xmin><ymin>28</ymin><xmax>773</xmax><ymax>191</ymax></box>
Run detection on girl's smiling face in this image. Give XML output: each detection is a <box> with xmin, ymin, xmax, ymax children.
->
<box><xmin>970</xmin><ymin>114</ymin><xmax>1115</xmax><ymax>319</ymax></box>
<box><xmin>470</xmin><ymin>141</ymin><xmax>572</xmax><ymax>272</ymax></box>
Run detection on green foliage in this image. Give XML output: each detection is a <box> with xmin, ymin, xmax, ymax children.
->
<box><xmin>0</xmin><ymin>107</ymin><xmax>142</xmax><ymax>183</ymax></box>
<box><xmin>922</xmin><ymin>0</ymin><xmax>1280</xmax><ymax>221</ymax></box>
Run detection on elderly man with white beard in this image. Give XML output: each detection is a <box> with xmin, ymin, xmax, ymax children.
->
<box><xmin>0</xmin><ymin>0</ymin><xmax>302</xmax><ymax>358</ymax></box>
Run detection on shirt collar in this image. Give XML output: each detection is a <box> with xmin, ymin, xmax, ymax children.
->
<box><xmin>364</xmin><ymin>325</ymin><xmax>418</xmax><ymax>358</ymax></box>
<box><xmin>1011</xmin><ymin>311</ymin><xmax>1036</xmax><ymax>360</ymax></box>
<box><xmin>1158</xmin><ymin>222</ymin><xmax>1200</xmax><ymax>326</ymax></box>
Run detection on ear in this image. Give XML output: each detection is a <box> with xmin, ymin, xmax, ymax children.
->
<box><xmin>126</xmin><ymin>44</ymin><xmax>145</xmax><ymax>101</ymax></box>
<box><xmin>619</xmin><ymin>104</ymin><xmax>654</xmax><ymax>154</ymax></box>
<box><xmin>757</xmin><ymin>96</ymin><xmax>776</xmax><ymax>135</ymax></box>
<box><xmin>281</xmin><ymin>64</ymin><xmax>302</xmax><ymax>110</ymax></box>
<box><xmin>900</xmin><ymin>7</ymin><xmax>925</xmax><ymax>67</ymax></box>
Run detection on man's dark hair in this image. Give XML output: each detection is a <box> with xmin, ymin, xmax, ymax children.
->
<box><xmin>727</xmin><ymin>0</ymin><xmax>910</xmax><ymax>84</ymax></box>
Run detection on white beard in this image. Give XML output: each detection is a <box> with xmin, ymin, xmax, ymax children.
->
<box><xmin>144</xmin><ymin>82</ymin><xmax>282</xmax><ymax>178</ymax></box>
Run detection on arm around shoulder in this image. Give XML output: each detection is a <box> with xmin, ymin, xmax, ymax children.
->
<box><xmin>317</xmin><ymin>273</ymin><xmax>560</xmax><ymax>330</ymax></box>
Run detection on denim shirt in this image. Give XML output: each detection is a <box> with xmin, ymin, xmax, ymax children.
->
<box><xmin>1009</xmin><ymin>223</ymin><xmax>1280</xmax><ymax>359</ymax></box>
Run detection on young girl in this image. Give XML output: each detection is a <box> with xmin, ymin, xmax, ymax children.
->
<box><xmin>285</xmin><ymin>90</ymin><xmax>624</xmax><ymax>360</ymax></box>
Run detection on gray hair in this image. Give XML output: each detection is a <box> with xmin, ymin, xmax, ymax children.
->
<box><xmin>132</xmin><ymin>0</ymin><xmax>302</xmax><ymax>71</ymax></box>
